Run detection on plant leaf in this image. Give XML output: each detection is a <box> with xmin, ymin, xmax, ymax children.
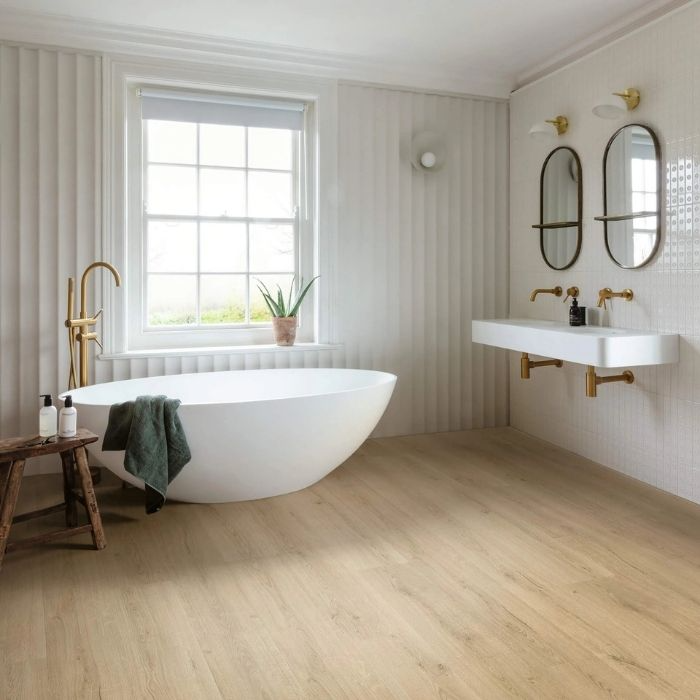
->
<box><xmin>287</xmin><ymin>275</ymin><xmax>296</xmax><ymax>315</ymax></box>
<box><xmin>256</xmin><ymin>279</ymin><xmax>282</xmax><ymax>316</ymax></box>
<box><xmin>277</xmin><ymin>287</ymin><xmax>286</xmax><ymax>316</ymax></box>
<box><xmin>257</xmin><ymin>284</ymin><xmax>278</xmax><ymax>317</ymax></box>
<box><xmin>288</xmin><ymin>276</ymin><xmax>319</xmax><ymax>317</ymax></box>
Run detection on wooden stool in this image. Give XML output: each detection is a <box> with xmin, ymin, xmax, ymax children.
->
<box><xmin>0</xmin><ymin>429</ymin><xmax>106</xmax><ymax>570</ymax></box>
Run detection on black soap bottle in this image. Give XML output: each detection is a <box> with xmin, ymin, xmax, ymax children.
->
<box><xmin>569</xmin><ymin>297</ymin><xmax>586</xmax><ymax>327</ymax></box>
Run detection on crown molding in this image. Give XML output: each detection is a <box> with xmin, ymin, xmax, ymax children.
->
<box><xmin>514</xmin><ymin>0</ymin><xmax>694</xmax><ymax>91</ymax></box>
<box><xmin>0</xmin><ymin>6</ymin><xmax>511</xmax><ymax>99</ymax></box>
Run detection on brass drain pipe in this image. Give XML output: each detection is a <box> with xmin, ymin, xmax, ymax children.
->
<box><xmin>585</xmin><ymin>365</ymin><xmax>634</xmax><ymax>398</ymax></box>
<box><xmin>520</xmin><ymin>353</ymin><xmax>563</xmax><ymax>379</ymax></box>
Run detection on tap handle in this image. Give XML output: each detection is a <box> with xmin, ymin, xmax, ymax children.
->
<box><xmin>93</xmin><ymin>308</ymin><xmax>103</xmax><ymax>322</ymax></box>
<box><xmin>93</xmin><ymin>335</ymin><xmax>103</xmax><ymax>351</ymax></box>
<box><xmin>563</xmin><ymin>286</ymin><xmax>580</xmax><ymax>303</ymax></box>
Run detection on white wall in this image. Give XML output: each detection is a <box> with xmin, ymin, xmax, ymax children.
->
<box><xmin>0</xmin><ymin>45</ymin><xmax>101</xmax><ymax>453</ymax></box>
<box><xmin>510</xmin><ymin>4</ymin><xmax>699</xmax><ymax>502</ymax></box>
<box><xmin>0</xmin><ymin>43</ymin><xmax>509</xmax><ymax>472</ymax></box>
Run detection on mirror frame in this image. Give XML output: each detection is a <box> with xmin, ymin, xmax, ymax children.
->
<box><xmin>600</xmin><ymin>123</ymin><xmax>661</xmax><ymax>269</ymax></box>
<box><xmin>537</xmin><ymin>146</ymin><xmax>583</xmax><ymax>270</ymax></box>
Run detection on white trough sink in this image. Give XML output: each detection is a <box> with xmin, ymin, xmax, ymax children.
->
<box><xmin>472</xmin><ymin>319</ymin><xmax>679</xmax><ymax>368</ymax></box>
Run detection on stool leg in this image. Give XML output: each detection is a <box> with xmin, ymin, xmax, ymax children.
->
<box><xmin>73</xmin><ymin>447</ymin><xmax>106</xmax><ymax>551</ymax></box>
<box><xmin>60</xmin><ymin>450</ymin><xmax>78</xmax><ymax>528</ymax></box>
<box><xmin>0</xmin><ymin>460</ymin><xmax>25</xmax><ymax>570</ymax></box>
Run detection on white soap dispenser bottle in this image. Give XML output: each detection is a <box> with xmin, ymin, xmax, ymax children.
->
<box><xmin>58</xmin><ymin>395</ymin><xmax>77</xmax><ymax>438</ymax></box>
<box><xmin>39</xmin><ymin>394</ymin><xmax>57</xmax><ymax>438</ymax></box>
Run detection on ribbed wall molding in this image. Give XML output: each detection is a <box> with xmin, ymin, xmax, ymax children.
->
<box><xmin>0</xmin><ymin>46</ymin><xmax>508</xmax><ymax>472</ymax></box>
<box><xmin>0</xmin><ymin>44</ymin><xmax>101</xmax><ymax>472</ymax></box>
<box><xmin>336</xmin><ymin>85</ymin><xmax>509</xmax><ymax>435</ymax></box>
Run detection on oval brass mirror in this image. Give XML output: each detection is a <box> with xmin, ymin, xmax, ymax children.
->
<box><xmin>596</xmin><ymin>124</ymin><xmax>661</xmax><ymax>268</ymax></box>
<box><xmin>533</xmin><ymin>146</ymin><xmax>582</xmax><ymax>270</ymax></box>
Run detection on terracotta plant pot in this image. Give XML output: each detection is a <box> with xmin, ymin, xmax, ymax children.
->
<box><xmin>272</xmin><ymin>316</ymin><xmax>298</xmax><ymax>346</ymax></box>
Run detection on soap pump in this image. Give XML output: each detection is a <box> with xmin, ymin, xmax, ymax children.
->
<box><xmin>566</xmin><ymin>287</ymin><xmax>586</xmax><ymax>327</ymax></box>
<box><xmin>39</xmin><ymin>394</ymin><xmax>57</xmax><ymax>437</ymax></box>
<box><xmin>59</xmin><ymin>395</ymin><xmax>77</xmax><ymax>438</ymax></box>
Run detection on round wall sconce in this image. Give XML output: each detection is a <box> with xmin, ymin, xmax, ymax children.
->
<box><xmin>410</xmin><ymin>131</ymin><xmax>446</xmax><ymax>172</ymax></box>
<box><xmin>592</xmin><ymin>88</ymin><xmax>640</xmax><ymax>119</ymax></box>
<box><xmin>528</xmin><ymin>115</ymin><xmax>569</xmax><ymax>143</ymax></box>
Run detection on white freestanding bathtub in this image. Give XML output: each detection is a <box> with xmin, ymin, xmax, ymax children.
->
<box><xmin>62</xmin><ymin>368</ymin><xmax>396</xmax><ymax>503</ymax></box>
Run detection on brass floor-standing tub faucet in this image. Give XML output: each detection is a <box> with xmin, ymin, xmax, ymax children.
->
<box><xmin>66</xmin><ymin>262</ymin><xmax>121</xmax><ymax>389</ymax></box>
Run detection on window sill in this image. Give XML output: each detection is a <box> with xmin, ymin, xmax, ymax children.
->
<box><xmin>99</xmin><ymin>342</ymin><xmax>342</xmax><ymax>361</ymax></box>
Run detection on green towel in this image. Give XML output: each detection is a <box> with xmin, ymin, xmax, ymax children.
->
<box><xmin>103</xmin><ymin>395</ymin><xmax>191</xmax><ymax>514</ymax></box>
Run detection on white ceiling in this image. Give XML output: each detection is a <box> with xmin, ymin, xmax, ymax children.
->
<box><xmin>0</xmin><ymin>0</ymin><xmax>688</xmax><ymax>96</ymax></box>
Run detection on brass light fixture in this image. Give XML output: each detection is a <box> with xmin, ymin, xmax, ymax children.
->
<box><xmin>529</xmin><ymin>116</ymin><xmax>569</xmax><ymax>143</ymax></box>
<box><xmin>592</xmin><ymin>88</ymin><xmax>640</xmax><ymax>119</ymax></box>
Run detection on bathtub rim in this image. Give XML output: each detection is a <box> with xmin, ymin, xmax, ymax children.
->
<box><xmin>59</xmin><ymin>367</ymin><xmax>398</xmax><ymax>408</ymax></box>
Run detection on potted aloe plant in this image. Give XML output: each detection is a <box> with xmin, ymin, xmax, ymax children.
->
<box><xmin>257</xmin><ymin>276</ymin><xmax>318</xmax><ymax>346</ymax></box>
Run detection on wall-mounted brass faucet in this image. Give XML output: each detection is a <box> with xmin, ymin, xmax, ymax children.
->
<box><xmin>66</xmin><ymin>262</ymin><xmax>121</xmax><ymax>389</ymax></box>
<box><xmin>597</xmin><ymin>287</ymin><xmax>633</xmax><ymax>310</ymax></box>
<box><xmin>529</xmin><ymin>286</ymin><xmax>562</xmax><ymax>302</ymax></box>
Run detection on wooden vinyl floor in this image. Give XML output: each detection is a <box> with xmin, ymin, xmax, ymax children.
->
<box><xmin>2</xmin><ymin>427</ymin><xmax>700</xmax><ymax>699</ymax></box>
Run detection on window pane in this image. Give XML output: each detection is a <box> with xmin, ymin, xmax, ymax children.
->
<box><xmin>147</xmin><ymin>165</ymin><xmax>198</xmax><ymax>215</ymax></box>
<box><xmin>200</xmin><ymin>124</ymin><xmax>245</xmax><ymax>167</ymax></box>
<box><xmin>200</xmin><ymin>275</ymin><xmax>246</xmax><ymax>324</ymax></box>
<box><xmin>248</xmin><ymin>127</ymin><xmax>293</xmax><ymax>170</ymax></box>
<box><xmin>248</xmin><ymin>171</ymin><xmax>292</xmax><ymax>218</ymax></box>
<box><xmin>201</xmin><ymin>222</ymin><xmax>247</xmax><ymax>272</ymax></box>
<box><xmin>251</xmin><ymin>273</ymin><xmax>294</xmax><ymax>322</ymax></box>
<box><xmin>148</xmin><ymin>220</ymin><xmax>197</xmax><ymax>272</ymax></box>
<box><xmin>250</xmin><ymin>223</ymin><xmax>294</xmax><ymax>272</ymax></box>
<box><xmin>147</xmin><ymin>120</ymin><xmax>196</xmax><ymax>164</ymax></box>
<box><xmin>148</xmin><ymin>274</ymin><xmax>197</xmax><ymax>326</ymax></box>
<box><xmin>631</xmin><ymin>192</ymin><xmax>645</xmax><ymax>212</ymax></box>
<box><xmin>199</xmin><ymin>168</ymin><xmax>246</xmax><ymax>217</ymax></box>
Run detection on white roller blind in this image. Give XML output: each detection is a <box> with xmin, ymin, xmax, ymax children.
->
<box><xmin>139</xmin><ymin>87</ymin><xmax>305</xmax><ymax>130</ymax></box>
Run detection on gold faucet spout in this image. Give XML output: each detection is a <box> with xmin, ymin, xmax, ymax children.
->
<box><xmin>79</xmin><ymin>261</ymin><xmax>121</xmax><ymax>319</ymax></box>
<box><xmin>529</xmin><ymin>286</ymin><xmax>563</xmax><ymax>302</ymax></box>
<box><xmin>597</xmin><ymin>287</ymin><xmax>633</xmax><ymax>309</ymax></box>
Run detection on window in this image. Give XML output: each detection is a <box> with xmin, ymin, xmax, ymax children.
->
<box><xmin>630</xmin><ymin>138</ymin><xmax>657</xmax><ymax>267</ymax></box>
<box><xmin>126</xmin><ymin>87</ymin><xmax>314</xmax><ymax>350</ymax></box>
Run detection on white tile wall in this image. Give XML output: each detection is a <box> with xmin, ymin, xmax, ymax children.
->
<box><xmin>510</xmin><ymin>3</ymin><xmax>700</xmax><ymax>502</ymax></box>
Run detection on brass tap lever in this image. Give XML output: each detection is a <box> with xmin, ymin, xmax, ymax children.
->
<box><xmin>77</xmin><ymin>331</ymin><xmax>103</xmax><ymax>351</ymax></box>
<box><xmin>597</xmin><ymin>287</ymin><xmax>633</xmax><ymax>309</ymax></box>
<box><xmin>529</xmin><ymin>286</ymin><xmax>563</xmax><ymax>302</ymax></box>
<box><xmin>563</xmin><ymin>286</ymin><xmax>580</xmax><ymax>303</ymax></box>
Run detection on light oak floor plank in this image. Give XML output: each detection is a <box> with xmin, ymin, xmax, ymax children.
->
<box><xmin>1</xmin><ymin>427</ymin><xmax>700</xmax><ymax>699</ymax></box>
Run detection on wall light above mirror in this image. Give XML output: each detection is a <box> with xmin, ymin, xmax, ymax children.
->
<box><xmin>532</xmin><ymin>146</ymin><xmax>582</xmax><ymax>270</ymax></box>
<box><xmin>529</xmin><ymin>115</ymin><xmax>569</xmax><ymax>144</ymax></box>
<box><xmin>592</xmin><ymin>88</ymin><xmax>640</xmax><ymax>119</ymax></box>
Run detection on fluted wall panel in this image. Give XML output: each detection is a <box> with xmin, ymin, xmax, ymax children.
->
<box><xmin>0</xmin><ymin>45</ymin><xmax>100</xmax><ymax>472</ymax></box>
<box><xmin>335</xmin><ymin>85</ymin><xmax>509</xmax><ymax>436</ymax></box>
<box><xmin>0</xmin><ymin>45</ymin><xmax>508</xmax><ymax>474</ymax></box>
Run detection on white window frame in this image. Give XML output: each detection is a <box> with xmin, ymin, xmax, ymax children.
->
<box><xmin>102</xmin><ymin>57</ymin><xmax>338</xmax><ymax>356</ymax></box>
